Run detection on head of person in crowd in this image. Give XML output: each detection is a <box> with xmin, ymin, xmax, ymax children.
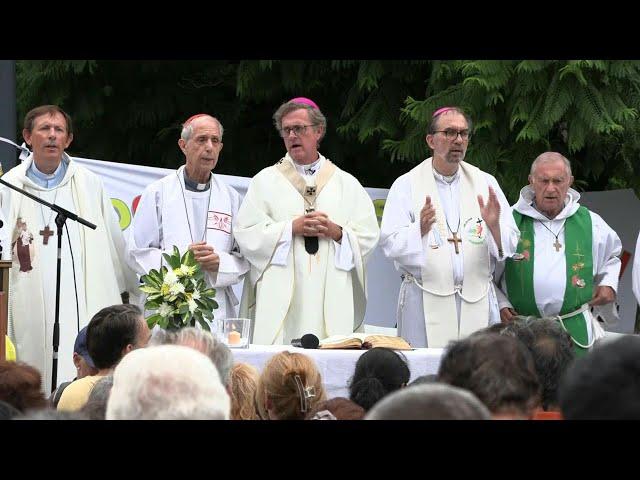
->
<box><xmin>559</xmin><ymin>335</ymin><xmax>640</xmax><ymax>420</ymax></box>
<box><xmin>273</xmin><ymin>97</ymin><xmax>327</xmax><ymax>165</ymax></box>
<box><xmin>106</xmin><ymin>345</ymin><xmax>230</xmax><ymax>420</ymax></box>
<box><xmin>348</xmin><ymin>347</ymin><xmax>410</xmax><ymax>412</ymax></box>
<box><xmin>408</xmin><ymin>374</ymin><xmax>439</xmax><ymax>387</ymax></box>
<box><xmin>49</xmin><ymin>326</ymin><xmax>100</xmax><ymax>408</ymax></box>
<box><xmin>22</xmin><ymin>104</ymin><xmax>73</xmax><ymax>174</ymax></box>
<box><xmin>0</xmin><ymin>360</ymin><xmax>48</xmax><ymax>414</ymax></box>
<box><xmin>179</xmin><ymin>114</ymin><xmax>224</xmax><ymax>184</ymax></box>
<box><xmin>256</xmin><ymin>351</ymin><xmax>326</xmax><ymax>420</ymax></box>
<box><xmin>502</xmin><ymin>318</ymin><xmax>574</xmax><ymax>411</ymax></box>
<box><xmin>229</xmin><ymin>362</ymin><xmax>260</xmax><ymax>420</ymax></box>
<box><xmin>528</xmin><ymin>151</ymin><xmax>574</xmax><ymax>219</ymax></box>
<box><xmin>438</xmin><ymin>333</ymin><xmax>541</xmax><ymax>419</ymax></box>
<box><xmin>87</xmin><ymin>304</ymin><xmax>151</xmax><ymax>372</ymax></box>
<box><xmin>426</xmin><ymin>106</ymin><xmax>473</xmax><ymax>175</ymax></box>
<box><xmin>306</xmin><ymin>397</ymin><xmax>366</xmax><ymax>420</ymax></box>
<box><xmin>72</xmin><ymin>326</ymin><xmax>99</xmax><ymax>378</ymax></box>
<box><xmin>0</xmin><ymin>399</ymin><xmax>22</xmax><ymax>420</ymax></box>
<box><xmin>81</xmin><ymin>375</ymin><xmax>114</xmax><ymax>420</ymax></box>
<box><xmin>150</xmin><ymin>327</ymin><xmax>233</xmax><ymax>390</ymax></box>
<box><xmin>366</xmin><ymin>383</ymin><xmax>491</xmax><ymax>420</ymax></box>
<box><xmin>14</xmin><ymin>408</ymin><xmax>88</xmax><ymax>420</ymax></box>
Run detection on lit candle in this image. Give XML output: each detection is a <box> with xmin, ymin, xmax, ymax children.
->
<box><xmin>228</xmin><ymin>330</ymin><xmax>241</xmax><ymax>345</ymax></box>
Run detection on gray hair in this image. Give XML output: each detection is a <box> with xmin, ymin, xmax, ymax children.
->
<box><xmin>150</xmin><ymin>327</ymin><xmax>233</xmax><ymax>387</ymax></box>
<box><xmin>106</xmin><ymin>345</ymin><xmax>230</xmax><ymax>420</ymax></box>
<box><xmin>530</xmin><ymin>151</ymin><xmax>572</xmax><ymax>177</ymax></box>
<box><xmin>365</xmin><ymin>383</ymin><xmax>491</xmax><ymax>420</ymax></box>
<box><xmin>82</xmin><ymin>375</ymin><xmax>114</xmax><ymax>420</ymax></box>
<box><xmin>180</xmin><ymin>115</ymin><xmax>224</xmax><ymax>142</ymax></box>
<box><xmin>272</xmin><ymin>101</ymin><xmax>327</xmax><ymax>143</ymax></box>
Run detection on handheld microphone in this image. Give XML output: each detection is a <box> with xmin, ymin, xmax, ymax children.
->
<box><xmin>304</xmin><ymin>236</ymin><xmax>319</xmax><ymax>254</ymax></box>
<box><xmin>291</xmin><ymin>333</ymin><xmax>320</xmax><ymax>349</ymax></box>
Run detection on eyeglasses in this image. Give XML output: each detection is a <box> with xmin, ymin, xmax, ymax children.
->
<box><xmin>433</xmin><ymin>129</ymin><xmax>472</xmax><ymax>141</ymax></box>
<box><xmin>280</xmin><ymin>124</ymin><xmax>316</xmax><ymax>137</ymax></box>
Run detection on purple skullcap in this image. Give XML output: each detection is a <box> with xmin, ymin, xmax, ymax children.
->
<box><xmin>432</xmin><ymin>107</ymin><xmax>456</xmax><ymax>117</ymax></box>
<box><xmin>289</xmin><ymin>97</ymin><xmax>319</xmax><ymax>110</ymax></box>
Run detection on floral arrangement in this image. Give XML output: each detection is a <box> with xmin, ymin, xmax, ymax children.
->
<box><xmin>139</xmin><ymin>246</ymin><xmax>218</xmax><ymax>331</ymax></box>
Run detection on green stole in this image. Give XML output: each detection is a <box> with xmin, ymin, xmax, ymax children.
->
<box><xmin>505</xmin><ymin>207</ymin><xmax>593</xmax><ymax>356</ymax></box>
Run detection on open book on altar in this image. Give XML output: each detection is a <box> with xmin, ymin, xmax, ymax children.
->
<box><xmin>319</xmin><ymin>333</ymin><xmax>412</xmax><ymax>350</ymax></box>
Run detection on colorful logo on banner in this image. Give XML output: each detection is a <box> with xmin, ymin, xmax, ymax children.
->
<box><xmin>110</xmin><ymin>195</ymin><xmax>142</xmax><ymax>230</ymax></box>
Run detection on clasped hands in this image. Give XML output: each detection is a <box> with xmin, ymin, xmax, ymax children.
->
<box><xmin>188</xmin><ymin>241</ymin><xmax>220</xmax><ymax>272</ymax></box>
<box><xmin>293</xmin><ymin>210</ymin><xmax>342</xmax><ymax>242</ymax></box>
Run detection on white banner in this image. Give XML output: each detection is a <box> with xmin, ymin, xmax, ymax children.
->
<box><xmin>73</xmin><ymin>156</ymin><xmax>638</xmax><ymax>332</ymax></box>
<box><xmin>73</xmin><ymin>157</ymin><xmax>401</xmax><ymax>328</ymax></box>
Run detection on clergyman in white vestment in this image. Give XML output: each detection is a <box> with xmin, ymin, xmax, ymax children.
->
<box><xmin>380</xmin><ymin>106</ymin><xmax>519</xmax><ymax>348</ymax></box>
<box><xmin>0</xmin><ymin>105</ymin><xmax>138</xmax><ymax>393</ymax></box>
<box><xmin>234</xmin><ymin>97</ymin><xmax>380</xmax><ymax>345</ymax></box>
<box><xmin>126</xmin><ymin>114</ymin><xmax>249</xmax><ymax>325</ymax></box>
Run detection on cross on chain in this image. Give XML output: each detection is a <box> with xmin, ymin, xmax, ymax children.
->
<box><xmin>448</xmin><ymin>231</ymin><xmax>462</xmax><ymax>254</ymax></box>
<box><xmin>553</xmin><ymin>238</ymin><xmax>562</xmax><ymax>252</ymax></box>
<box><xmin>39</xmin><ymin>225</ymin><xmax>54</xmax><ymax>245</ymax></box>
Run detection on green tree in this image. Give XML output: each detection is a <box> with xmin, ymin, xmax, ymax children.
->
<box><xmin>383</xmin><ymin>60</ymin><xmax>640</xmax><ymax>201</ymax></box>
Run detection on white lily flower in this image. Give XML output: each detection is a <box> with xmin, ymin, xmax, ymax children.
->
<box><xmin>188</xmin><ymin>298</ymin><xmax>197</xmax><ymax>313</ymax></box>
<box><xmin>164</xmin><ymin>269</ymin><xmax>179</xmax><ymax>286</ymax></box>
<box><xmin>169</xmin><ymin>282</ymin><xmax>186</xmax><ymax>295</ymax></box>
<box><xmin>158</xmin><ymin>302</ymin><xmax>173</xmax><ymax>317</ymax></box>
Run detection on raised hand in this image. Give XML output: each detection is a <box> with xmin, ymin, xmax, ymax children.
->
<box><xmin>420</xmin><ymin>195</ymin><xmax>437</xmax><ymax>237</ymax></box>
<box><xmin>477</xmin><ymin>186</ymin><xmax>501</xmax><ymax>230</ymax></box>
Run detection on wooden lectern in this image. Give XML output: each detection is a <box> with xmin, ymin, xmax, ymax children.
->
<box><xmin>0</xmin><ymin>260</ymin><xmax>12</xmax><ymax>360</ymax></box>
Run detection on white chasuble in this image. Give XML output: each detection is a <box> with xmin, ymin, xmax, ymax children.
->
<box><xmin>0</xmin><ymin>154</ymin><xmax>136</xmax><ymax>393</ymax></box>
<box><xmin>410</xmin><ymin>158</ymin><xmax>491</xmax><ymax>346</ymax></box>
<box><xmin>126</xmin><ymin>165</ymin><xmax>249</xmax><ymax>323</ymax></box>
<box><xmin>234</xmin><ymin>153</ymin><xmax>380</xmax><ymax>345</ymax></box>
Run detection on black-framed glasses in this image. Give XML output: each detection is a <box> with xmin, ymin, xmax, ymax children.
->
<box><xmin>280</xmin><ymin>124</ymin><xmax>316</xmax><ymax>137</ymax></box>
<box><xmin>433</xmin><ymin>129</ymin><xmax>471</xmax><ymax>141</ymax></box>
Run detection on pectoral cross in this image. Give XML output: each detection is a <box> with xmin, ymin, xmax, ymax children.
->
<box><xmin>39</xmin><ymin>225</ymin><xmax>54</xmax><ymax>245</ymax></box>
<box><xmin>448</xmin><ymin>231</ymin><xmax>462</xmax><ymax>254</ymax></box>
<box><xmin>553</xmin><ymin>238</ymin><xmax>562</xmax><ymax>252</ymax></box>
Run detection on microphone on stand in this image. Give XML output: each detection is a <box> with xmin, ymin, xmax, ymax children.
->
<box><xmin>291</xmin><ymin>333</ymin><xmax>320</xmax><ymax>349</ymax></box>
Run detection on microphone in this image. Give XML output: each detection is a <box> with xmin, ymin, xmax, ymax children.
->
<box><xmin>291</xmin><ymin>333</ymin><xmax>320</xmax><ymax>349</ymax></box>
<box><xmin>304</xmin><ymin>236</ymin><xmax>319</xmax><ymax>254</ymax></box>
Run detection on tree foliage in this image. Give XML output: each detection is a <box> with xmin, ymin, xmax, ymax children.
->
<box><xmin>16</xmin><ymin>60</ymin><xmax>640</xmax><ymax>200</ymax></box>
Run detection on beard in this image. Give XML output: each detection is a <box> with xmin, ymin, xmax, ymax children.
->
<box><xmin>445</xmin><ymin>149</ymin><xmax>465</xmax><ymax>163</ymax></box>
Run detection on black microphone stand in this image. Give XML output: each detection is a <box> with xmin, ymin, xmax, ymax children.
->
<box><xmin>0</xmin><ymin>177</ymin><xmax>96</xmax><ymax>393</ymax></box>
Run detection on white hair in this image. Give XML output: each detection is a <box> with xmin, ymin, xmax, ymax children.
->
<box><xmin>530</xmin><ymin>152</ymin><xmax>572</xmax><ymax>177</ymax></box>
<box><xmin>106</xmin><ymin>345</ymin><xmax>230</xmax><ymax>420</ymax></box>
<box><xmin>180</xmin><ymin>115</ymin><xmax>224</xmax><ymax>142</ymax></box>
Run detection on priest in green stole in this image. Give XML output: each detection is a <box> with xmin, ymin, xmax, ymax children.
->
<box><xmin>495</xmin><ymin>153</ymin><xmax>622</xmax><ymax>355</ymax></box>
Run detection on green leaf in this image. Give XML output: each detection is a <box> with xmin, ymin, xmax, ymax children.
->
<box><xmin>146</xmin><ymin>314</ymin><xmax>162</xmax><ymax>329</ymax></box>
<box><xmin>144</xmin><ymin>300</ymin><xmax>161</xmax><ymax>310</ymax></box>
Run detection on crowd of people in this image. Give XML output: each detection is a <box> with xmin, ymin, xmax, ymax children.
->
<box><xmin>0</xmin><ymin>99</ymin><xmax>636</xmax><ymax>420</ymax></box>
